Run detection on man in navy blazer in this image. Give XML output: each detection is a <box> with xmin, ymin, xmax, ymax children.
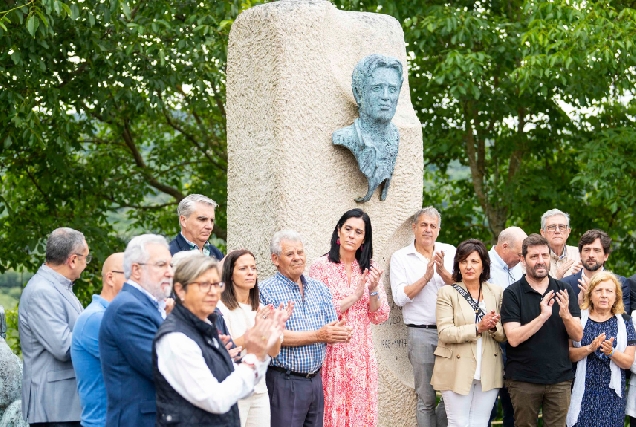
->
<box><xmin>560</xmin><ymin>229</ymin><xmax>630</xmax><ymax>312</ymax></box>
<box><xmin>168</xmin><ymin>194</ymin><xmax>223</xmax><ymax>260</ymax></box>
<box><xmin>99</xmin><ymin>234</ymin><xmax>173</xmax><ymax>427</ymax></box>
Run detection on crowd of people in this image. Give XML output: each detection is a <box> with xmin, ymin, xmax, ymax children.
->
<box><xmin>15</xmin><ymin>194</ymin><xmax>636</xmax><ymax>427</ymax></box>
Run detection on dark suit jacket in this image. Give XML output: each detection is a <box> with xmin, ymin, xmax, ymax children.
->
<box><xmin>168</xmin><ymin>232</ymin><xmax>223</xmax><ymax>260</ymax></box>
<box><xmin>561</xmin><ymin>270</ymin><xmax>630</xmax><ymax>313</ymax></box>
<box><xmin>99</xmin><ymin>283</ymin><xmax>163</xmax><ymax>427</ymax></box>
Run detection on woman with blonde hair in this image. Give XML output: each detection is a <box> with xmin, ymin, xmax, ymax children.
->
<box><xmin>567</xmin><ymin>271</ymin><xmax>636</xmax><ymax>427</ymax></box>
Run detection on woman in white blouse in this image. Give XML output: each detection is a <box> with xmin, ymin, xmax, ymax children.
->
<box><xmin>153</xmin><ymin>253</ymin><xmax>286</xmax><ymax>427</ymax></box>
<box><xmin>218</xmin><ymin>250</ymin><xmax>285</xmax><ymax>427</ymax></box>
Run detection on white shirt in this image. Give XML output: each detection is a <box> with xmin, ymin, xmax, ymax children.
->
<box><xmin>390</xmin><ymin>241</ymin><xmax>456</xmax><ymax>325</ymax></box>
<box><xmin>156</xmin><ymin>331</ymin><xmax>269</xmax><ymax>414</ymax></box>
<box><xmin>127</xmin><ymin>279</ymin><xmax>167</xmax><ymax>319</ymax></box>
<box><xmin>474</xmin><ymin>301</ymin><xmax>486</xmax><ymax>380</ymax></box>
<box><xmin>488</xmin><ymin>247</ymin><xmax>523</xmax><ymax>290</ymax></box>
<box><xmin>217</xmin><ymin>301</ymin><xmax>267</xmax><ymax>394</ymax></box>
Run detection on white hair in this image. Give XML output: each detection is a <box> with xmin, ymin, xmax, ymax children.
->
<box><xmin>411</xmin><ymin>206</ymin><xmax>442</xmax><ymax>228</ymax></box>
<box><xmin>123</xmin><ymin>234</ymin><xmax>169</xmax><ymax>279</ymax></box>
<box><xmin>540</xmin><ymin>209</ymin><xmax>570</xmax><ymax>230</ymax></box>
<box><xmin>270</xmin><ymin>230</ymin><xmax>304</xmax><ymax>255</ymax></box>
<box><xmin>171</xmin><ymin>251</ymin><xmax>199</xmax><ymax>269</ymax></box>
<box><xmin>177</xmin><ymin>194</ymin><xmax>217</xmax><ymax>219</ymax></box>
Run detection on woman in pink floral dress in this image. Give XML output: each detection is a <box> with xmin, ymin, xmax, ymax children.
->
<box><xmin>309</xmin><ymin>208</ymin><xmax>390</xmax><ymax>427</ymax></box>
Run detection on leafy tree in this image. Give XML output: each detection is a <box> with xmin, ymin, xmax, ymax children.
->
<box><xmin>0</xmin><ymin>0</ymin><xmax>263</xmax><ymax>302</ymax></box>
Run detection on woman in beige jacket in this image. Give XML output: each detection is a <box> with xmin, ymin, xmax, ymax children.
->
<box><xmin>431</xmin><ymin>239</ymin><xmax>506</xmax><ymax>427</ymax></box>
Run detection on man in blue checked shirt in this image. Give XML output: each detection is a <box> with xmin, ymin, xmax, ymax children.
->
<box><xmin>260</xmin><ymin>229</ymin><xmax>352</xmax><ymax>427</ymax></box>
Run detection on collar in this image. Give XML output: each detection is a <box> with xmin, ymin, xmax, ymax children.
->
<box><xmin>127</xmin><ymin>279</ymin><xmax>159</xmax><ymax>306</ymax></box>
<box><xmin>520</xmin><ymin>275</ymin><xmax>556</xmax><ymax>294</ymax></box>
<box><xmin>550</xmin><ymin>245</ymin><xmax>568</xmax><ymax>261</ymax></box>
<box><xmin>91</xmin><ymin>294</ymin><xmax>110</xmax><ymax>309</ymax></box>
<box><xmin>489</xmin><ymin>247</ymin><xmax>509</xmax><ymax>271</ymax></box>
<box><xmin>276</xmin><ymin>272</ymin><xmax>308</xmax><ymax>289</ymax></box>
<box><xmin>40</xmin><ymin>265</ymin><xmax>74</xmax><ymax>291</ymax></box>
<box><xmin>180</xmin><ymin>232</ymin><xmax>212</xmax><ymax>256</ymax></box>
<box><xmin>407</xmin><ymin>241</ymin><xmax>439</xmax><ymax>259</ymax></box>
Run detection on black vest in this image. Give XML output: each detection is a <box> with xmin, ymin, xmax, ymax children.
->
<box><xmin>153</xmin><ymin>304</ymin><xmax>240</xmax><ymax>427</ymax></box>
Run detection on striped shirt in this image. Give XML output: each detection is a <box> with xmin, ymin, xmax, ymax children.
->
<box><xmin>259</xmin><ymin>272</ymin><xmax>337</xmax><ymax>374</ymax></box>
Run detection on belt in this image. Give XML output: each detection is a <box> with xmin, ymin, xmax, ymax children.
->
<box><xmin>269</xmin><ymin>365</ymin><xmax>321</xmax><ymax>378</ymax></box>
<box><xmin>405</xmin><ymin>324</ymin><xmax>437</xmax><ymax>329</ymax></box>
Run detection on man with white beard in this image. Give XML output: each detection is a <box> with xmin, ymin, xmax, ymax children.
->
<box><xmin>99</xmin><ymin>234</ymin><xmax>174</xmax><ymax>427</ymax></box>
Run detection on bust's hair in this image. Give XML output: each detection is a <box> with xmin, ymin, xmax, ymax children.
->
<box><xmin>351</xmin><ymin>54</ymin><xmax>404</xmax><ymax>107</ymax></box>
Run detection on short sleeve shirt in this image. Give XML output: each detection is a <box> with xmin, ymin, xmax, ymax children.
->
<box><xmin>501</xmin><ymin>276</ymin><xmax>581</xmax><ymax>384</ymax></box>
<box><xmin>259</xmin><ymin>272</ymin><xmax>338</xmax><ymax>373</ymax></box>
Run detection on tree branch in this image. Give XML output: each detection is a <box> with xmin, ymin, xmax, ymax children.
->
<box><xmin>120</xmin><ymin>119</ymin><xmax>186</xmax><ymax>201</ymax></box>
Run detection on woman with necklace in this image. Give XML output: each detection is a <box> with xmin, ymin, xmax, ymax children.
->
<box><xmin>431</xmin><ymin>239</ymin><xmax>505</xmax><ymax>427</ymax></box>
<box><xmin>309</xmin><ymin>208</ymin><xmax>390</xmax><ymax>427</ymax></box>
<box><xmin>567</xmin><ymin>271</ymin><xmax>636</xmax><ymax>427</ymax></box>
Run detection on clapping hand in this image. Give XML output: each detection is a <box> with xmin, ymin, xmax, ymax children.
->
<box><xmin>556</xmin><ymin>259</ymin><xmax>575</xmax><ymax>279</ymax></box>
<box><xmin>354</xmin><ymin>269</ymin><xmax>370</xmax><ymax>301</ymax></box>
<box><xmin>577</xmin><ymin>274</ymin><xmax>590</xmax><ymax>307</ymax></box>
<box><xmin>477</xmin><ymin>310</ymin><xmax>500</xmax><ymax>333</ymax></box>
<box><xmin>554</xmin><ymin>289</ymin><xmax>572</xmax><ymax>319</ymax></box>
<box><xmin>367</xmin><ymin>266</ymin><xmax>384</xmax><ymax>293</ymax></box>
<box><xmin>600</xmin><ymin>337</ymin><xmax>616</xmax><ymax>357</ymax></box>
<box><xmin>588</xmin><ymin>332</ymin><xmax>606</xmax><ymax>353</ymax></box>
<box><xmin>434</xmin><ymin>251</ymin><xmax>453</xmax><ymax>284</ymax></box>
<box><xmin>540</xmin><ymin>291</ymin><xmax>556</xmax><ymax>319</ymax></box>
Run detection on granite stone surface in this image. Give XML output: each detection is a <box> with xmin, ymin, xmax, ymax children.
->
<box><xmin>226</xmin><ymin>1</ymin><xmax>423</xmax><ymax>425</ymax></box>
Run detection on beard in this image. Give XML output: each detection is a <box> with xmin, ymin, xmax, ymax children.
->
<box><xmin>144</xmin><ymin>280</ymin><xmax>172</xmax><ymax>300</ymax></box>
<box><xmin>583</xmin><ymin>260</ymin><xmax>604</xmax><ymax>272</ymax></box>
<box><xmin>527</xmin><ymin>263</ymin><xmax>549</xmax><ymax>280</ymax></box>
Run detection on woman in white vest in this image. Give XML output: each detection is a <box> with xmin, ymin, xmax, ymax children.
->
<box><xmin>567</xmin><ymin>271</ymin><xmax>636</xmax><ymax>427</ymax></box>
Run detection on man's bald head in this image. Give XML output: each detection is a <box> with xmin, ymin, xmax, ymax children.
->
<box><xmin>101</xmin><ymin>252</ymin><xmax>125</xmax><ymax>301</ymax></box>
<box><xmin>496</xmin><ymin>227</ymin><xmax>528</xmax><ymax>269</ymax></box>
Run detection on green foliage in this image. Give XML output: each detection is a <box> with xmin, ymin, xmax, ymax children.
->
<box><xmin>0</xmin><ymin>0</ymin><xmax>262</xmax><ymax>303</ymax></box>
<box><xmin>3</xmin><ymin>0</ymin><xmax>636</xmax><ymax>295</ymax></box>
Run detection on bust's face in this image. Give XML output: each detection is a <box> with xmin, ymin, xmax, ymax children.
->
<box><xmin>360</xmin><ymin>66</ymin><xmax>401</xmax><ymax>122</ymax></box>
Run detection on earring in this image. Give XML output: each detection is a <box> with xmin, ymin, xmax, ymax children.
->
<box><xmin>337</xmin><ymin>239</ymin><xmax>341</xmax><ymax>245</ymax></box>
<box><xmin>361</xmin><ymin>243</ymin><xmax>364</xmax><ymax>249</ymax></box>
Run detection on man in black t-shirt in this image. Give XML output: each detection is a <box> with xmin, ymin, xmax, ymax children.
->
<box><xmin>501</xmin><ymin>233</ymin><xmax>583</xmax><ymax>427</ymax></box>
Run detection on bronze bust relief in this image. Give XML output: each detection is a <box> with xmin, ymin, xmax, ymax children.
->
<box><xmin>333</xmin><ymin>54</ymin><xmax>403</xmax><ymax>202</ymax></box>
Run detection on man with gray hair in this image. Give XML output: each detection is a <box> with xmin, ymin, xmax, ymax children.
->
<box><xmin>99</xmin><ymin>234</ymin><xmax>173</xmax><ymax>427</ymax></box>
<box><xmin>169</xmin><ymin>194</ymin><xmax>223</xmax><ymax>260</ymax></box>
<box><xmin>390</xmin><ymin>206</ymin><xmax>455</xmax><ymax>427</ymax></box>
<box><xmin>19</xmin><ymin>227</ymin><xmax>89</xmax><ymax>426</ymax></box>
<box><xmin>259</xmin><ymin>230</ymin><xmax>351</xmax><ymax>427</ymax></box>
<box><xmin>539</xmin><ymin>209</ymin><xmax>581</xmax><ymax>279</ymax></box>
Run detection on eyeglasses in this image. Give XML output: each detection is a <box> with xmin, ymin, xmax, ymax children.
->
<box><xmin>74</xmin><ymin>253</ymin><xmax>93</xmax><ymax>264</ymax></box>
<box><xmin>137</xmin><ymin>261</ymin><xmax>173</xmax><ymax>269</ymax></box>
<box><xmin>189</xmin><ymin>281</ymin><xmax>225</xmax><ymax>292</ymax></box>
<box><xmin>111</xmin><ymin>270</ymin><xmax>125</xmax><ymax>275</ymax></box>
<box><xmin>544</xmin><ymin>224</ymin><xmax>569</xmax><ymax>232</ymax></box>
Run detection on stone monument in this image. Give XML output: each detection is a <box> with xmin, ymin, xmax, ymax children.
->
<box><xmin>226</xmin><ymin>1</ymin><xmax>423</xmax><ymax>425</ymax></box>
<box><xmin>0</xmin><ymin>336</ymin><xmax>25</xmax><ymax>426</ymax></box>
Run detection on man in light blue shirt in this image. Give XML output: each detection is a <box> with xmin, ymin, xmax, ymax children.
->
<box><xmin>71</xmin><ymin>253</ymin><xmax>125</xmax><ymax>427</ymax></box>
<box><xmin>489</xmin><ymin>227</ymin><xmax>527</xmax><ymax>290</ymax></box>
<box><xmin>487</xmin><ymin>226</ymin><xmax>526</xmax><ymax>427</ymax></box>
